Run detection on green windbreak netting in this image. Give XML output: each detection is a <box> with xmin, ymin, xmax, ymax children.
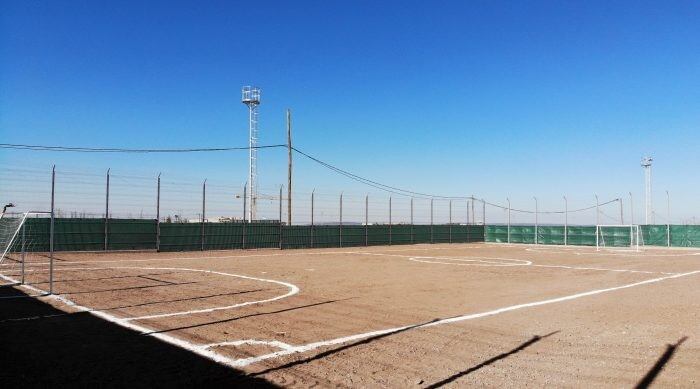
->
<box><xmin>509</xmin><ymin>226</ymin><xmax>536</xmax><ymax>244</ymax></box>
<box><xmin>597</xmin><ymin>226</ymin><xmax>632</xmax><ymax>247</ymax></box>
<box><xmin>159</xmin><ymin>223</ymin><xmax>202</xmax><ymax>251</ymax></box>
<box><xmin>566</xmin><ymin>226</ymin><xmax>596</xmax><ymax>246</ymax></box>
<box><xmin>670</xmin><ymin>225</ymin><xmax>700</xmax><ymax>247</ymax></box>
<box><xmin>538</xmin><ymin>226</ymin><xmax>565</xmax><ymax>245</ymax></box>
<box><xmin>108</xmin><ymin>219</ymin><xmax>157</xmax><ymax>250</ymax></box>
<box><xmin>14</xmin><ymin>218</ymin><xmax>489</xmax><ymax>252</ymax></box>
<box><xmin>367</xmin><ymin>225</ymin><xmax>390</xmax><ymax>246</ymax></box>
<box><xmin>485</xmin><ymin>225</ymin><xmax>508</xmax><ymax>243</ymax></box>
<box><xmin>281</xmin><ymin>225</ymin><xmax>313</xmax><ymax>249</ymax></box>
<box><xmin>312</xmin><ymin>226</ymin><xmax>341</xmax><ymax>248</ymax></box>
<box><xmin>341</xmin><ymin>225</ymin><xmax>366</xmax><ymax>247</ymax></box>
<box><xmin>245</xmin><ymin>223</ymin><xmax>281</xmax><ymax>249</ymax></box>
<box><xmin>486</xmin><ymin>225</ymin><xmax>596</xmax><ymax>246</ymax></box>
<box><xmin>640</xmin><ymin>225</ymin><xmax>667</xmax><ymax>246</ymax></box>
<box><xmin>203</xmin><ymin>223</ymin><xmax>244</xmax><ymax>250</ymax></box>
<box><xmin>412</xmin><ymin>225</ymin><xmax>432</xmax><ymax>243</ymax></box>
<box><xmin>391</xmin><ymin>225</ymin><xmax>413</xmax><ymax>245</ymax></box>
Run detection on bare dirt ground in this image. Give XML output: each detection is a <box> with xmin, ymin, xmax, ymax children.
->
<box><xmin>2</xmin><ymin>243</ymin><xmax>699</xmax><ymax>387</ymax></box>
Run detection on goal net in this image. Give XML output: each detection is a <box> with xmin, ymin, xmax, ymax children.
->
<box><xmin>596</xmin><ymin>225</ymin><xmax>640</xmax><ymax>251</ymax></box>
<box><xmin>0</xmin><ymin>212</ymin><xmax>53</xmax><ymax>291</ymax></box>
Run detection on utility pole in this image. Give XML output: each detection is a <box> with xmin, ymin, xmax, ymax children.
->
<box><xmin>105</xmin><ymin>168</ymin><xmax>110</xmax><ymax>251</ymax></box>
<box><xmin>619</xmin><ymin>198</ymin><xmax>624</xmax><ymax>224</ymax></box>
<box><xmin>563</xmin><ymin>196</ymin><xmax>568</xmax><ymax>246</ymax></box>
<box><xmin>629</xmin><ymin>192</ymin><xmax>634</xmax><ymax>225</ymax></box>
<box><xmin>287</xmin><ymin>109</ymin><xmax>292</xmax><ymax>226</ymax></box>
<box><xmin>641</xmin><ymin>156</ymin><xmax>653</xmax><ymax>224</ymax></box>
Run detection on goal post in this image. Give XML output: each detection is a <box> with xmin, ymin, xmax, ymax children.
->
<box><xmin>0</xmin><ymin>211</ymin><xmax>53</xmax><ymax>292</ymax></box>
<box><xmin>596</xmin><ymin>224</ymin><xmax>640</xmax><ymax>251</ymax></box>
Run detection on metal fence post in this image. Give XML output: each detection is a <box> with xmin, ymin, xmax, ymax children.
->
<box><xmin>105</xmin><ymin>168</ymin><xmax>110</xmax><ymax>251</ymax></box>
<box><xmin>534</xmin><ymin>196</ymin><xmax>538</xmax><ymax>245</ymax></box>
<box><xmin>666</xmin><ymin>190</ymin><xmax>671</xmax><ymax>247</ymax></box>
<box><xmin>339</xmin><ymin>192</ymin><xmax>343</xmax><ymax>247</ymax></box>
<box><xmin>482</xmin><ymin>199</ymin><xmax>486</xmax><ymax>226</ymax></box>
<box><xmin>448</xmin><ymin>200</ymin><xmax>452</xmax><ymax>243</ymax></box>
<box><xmin>21</xmin><ymin>220</ymin><xmax>26</xmax><ymax>284</ymax></box>
<box><xmin>471</xmin><ymin>195</ymin><xmax>475</xmax><ymax>224</ymax></box>
<box><xmin>619</xmin><ymin>198</ymin><xmax>624</xmax><ymax>224</ymax></box>
<box><xmin>410</xmin><ymin>197</ymin><xmax>414</xmax><ymax>244</ymax></box>
<box><xmin>629</xmin><ymin>192</ymin><xmax>634</xmax><ymax>225</ymax></box>
<box><xmin>242</xmin><ymin>184</ymin><xmax>247</xmax><ymax>249</ymax></box>
<box><xmin>466</xmin><ymin>199</ymin><xmax>470</xmax><ymax>242</ymax></box>
<box><xmin>506</xmin><ymin>197</ymin><xmax>510</xmax><ymax>243</ymax></box>
<box><xmin>156</xmin><ymin>173</ymin><xmax>161</xmax><ymax>252</ymax></box>
<box><xmin>365</xmin><ymin>194</ymin><xmax>368</xmax><ymax>246</ymax></box>
<box><xmin>563</xmin><ymin>196</ymin><xmax>568</xmax><ymax>246</ymax></box>
<box><xmin>467</xmin><ymin>199</ymin><xmax>471</xmax><ymax>225</ymax></box>
<box><xmin>279</xmin><ymin>185</ymin><xmax>283</xmax><ymax>249</ymax></box>
<box><xmin>50</xmin><ymin>165</ymin><xmax>55</xmax><ymax>295</ymax></box>
<box><xmin>311</xmin><ymin>190</ymin><xmax>315</xmax><ymax>248</ymax></box>
<box><xmin>595</xmin><ymin>194</ymin><xmax>599</xmax><ymax>226</ymax></box>
<box><xmin>201</xmin><ymin>179</ymin><xmax>206</xmax><ymax>251</ymax></box>
<box><xmin>430</xmin><ymin>198</ymin><xmax>434</xmax><ymax>244</ymax></box>
<box><xmin>389</xmin><ymin>196</ymin><xmax>392</xmax><ymax>245</ymax></box>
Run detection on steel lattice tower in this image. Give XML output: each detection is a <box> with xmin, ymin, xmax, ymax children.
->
<box><xmin>641</xmin><ymin>156</ymin><xmax>653</xmax><ymax>224</ymax></box>
<box><xmin>242</xmin><ymin>86</ymin><xmax>261</xmax><ymax>222</ymax></box>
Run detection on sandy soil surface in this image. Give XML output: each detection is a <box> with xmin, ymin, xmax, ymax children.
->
<box><xmin>2</xmin><ymin>243</ymin><xmax>699</xmax><ymax>387</ymax></box>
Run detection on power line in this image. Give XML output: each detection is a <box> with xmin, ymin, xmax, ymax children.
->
<box><xmin>292</xmin><ymin>146</ymin><xmax>620</xmax><ymax>214</ymax></box>
<box><xmin>0</xmin><ymin>143</ymin><xmax>286</xmax><ymax>153</ymax></box>
<box><xmin>1</xmin><ymin>141</ymin><xmax>622</xmax><ymax>215</ymax></box>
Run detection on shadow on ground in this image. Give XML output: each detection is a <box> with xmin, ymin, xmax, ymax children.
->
<box><xmin>424</xmin><ymin>331</ymin><xmax>560</xmax><ymax>388</ymax></box>
<box><xmin>636</xmin><ymin>336</ymin><xmax>688</xmax><ymax>389</ymax></box>
<box><xmin>0</xmin><ymin>285</ymin><xmax>277</xmax><ymax>387</ymax></box>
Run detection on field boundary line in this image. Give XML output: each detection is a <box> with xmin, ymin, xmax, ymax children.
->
<box><xmin>226</xmin><ymin>269</ymin><xmax>700</xmax><ymax>367</ymax></box>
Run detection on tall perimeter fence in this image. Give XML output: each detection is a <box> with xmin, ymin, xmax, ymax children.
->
<box><xmin>3</xmin><ymin>164</ymin><xmax>699</xmax><ymax>252</ymax></box>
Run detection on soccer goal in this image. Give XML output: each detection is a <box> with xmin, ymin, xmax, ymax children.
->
<box><xmin>596</xmin><ymin>225</ymin><xmax>640</xmax><ymax>251</ymax></box>
<box><xmin>0</xmin><ymin>212</ymin><xmax>54</xmax><ymax>293</ymax></box>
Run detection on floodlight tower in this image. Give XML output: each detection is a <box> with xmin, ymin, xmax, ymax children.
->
<box><xmin>242</xmin><ymin>86</ymin><xmax>261</xmax><ymax>222</ymax></box>
<box><xmin>641</xmin><ymin>156</ymin><xmax>653</xmax><ymax>224</ymax></box>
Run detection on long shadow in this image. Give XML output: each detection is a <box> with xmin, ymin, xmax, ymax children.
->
<box><xmin>62</xmin><ymin>281</ymin><xmax>197</xmax><ymax>294</ymax></box>
<box><xmin>424</xmin><ymin>331</ymin><xmax>560</xmax><ymax>389</ymax></box>
<box><xmin>0</xmin><ymin>288</ymin><xmax>269</xmax><ymax>324</ymax></box>
<box><xmin>251</xmin><ymin>318</ymin><xmax>440</xmax><ymax>377</ymax></box>
<box><xmin>10</xmin><ymin>271</ymin><xmax>179</xmax><ymax>284</ymax></box>
<box><xmin>0</xmin><ymin>286</ymin><xmax>277</xmax><ymax>387</ymax></box>
<box><xmin>149</xmin><ymin>298</ymin><xmax>351</xmax><ymax>335</ymax></box>
<box><xmin>635</xmin><ymin>337</ymin><xmax>688</xmax><ymax>389</ymax></box>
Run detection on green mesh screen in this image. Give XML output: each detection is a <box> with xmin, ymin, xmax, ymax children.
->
<box><xmin>16</xmin><ymin>218</ymin><xmax>488</xmax><ymax>252</ymax></box>
<box><xmin>670</xmin><ymin>225</ymin><xmax>700</xmax><ymax>247</ymax></box>
<box><xmin>597</xmin><ymin>226</ymin><xmax>632</xmax><ymax>247</ymax></box>
<box><xmin>640</xmin><ymin>225</ymin><xmax>667</xmax><ymax>246</ymax></box>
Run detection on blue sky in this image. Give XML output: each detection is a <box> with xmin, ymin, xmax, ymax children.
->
<box><xmin>1</xmin><ymin>1</ymin><xmax>699</xmax><ymax>223</ymax></box>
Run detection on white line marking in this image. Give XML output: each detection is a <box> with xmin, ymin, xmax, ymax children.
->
<box><xmin>0</xmin><ymin>245</ymin><xmax>486</xmax><ymax>267</ymax></box>
<box><xmin>122</xmin><ymin>267</ymin><xmax>299</xmax><ymax>321</ymax></box>
<box><xmin>531</xmin><ymin>264</ymin><xmax>678</xmax><ymax>275</ymax></box>
<box><xmin>2</xmin><ymin>260</ymin><xmax>699</xmax><ymax>372</ymax></box>
<box><xmin>7</xmin><ymin>266</ymin><xmax>299</xmax><ymax>321</ymax></box>
<box><xmin>408</xmin><ymin>256</ymin><xmax>531</xmax><ymax>267</ymax></box>
<box><xmin>205</xmin><ymin>339</ymin><xmax>295</xmax><ymax>351</ymax></box>
<box><xmin>0</xmin><ymin>272</ymin><xmax>255</xmax><ymax>369</ymax></box>
<box><xmin>226</xmin><ymin>269</ymin><xmax>700</xmax><ymax>367</ymax></box>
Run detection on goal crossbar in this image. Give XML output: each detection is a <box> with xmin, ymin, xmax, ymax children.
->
<box><xmin>595</xmin><ymin>224</ymin><xmax>640</xmax><ymax>251</ymax></box>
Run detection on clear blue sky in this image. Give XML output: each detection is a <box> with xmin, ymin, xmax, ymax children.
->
<box><xmin>1</xmin><ymin>1</ymin><xmax>699</xmax><ymax>223</ymax></box>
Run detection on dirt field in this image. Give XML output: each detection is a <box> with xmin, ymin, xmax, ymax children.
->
<box><xmin>2</xmin><ymin>243</ymin><xmax>699</xmax><ymax>387</ymax></box>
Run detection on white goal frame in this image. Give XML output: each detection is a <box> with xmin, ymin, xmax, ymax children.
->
<box><xmin>595</xmin><ymin>224</ymin><xmax>640</xmax><ymax>252</ymax></box>
<box><xmin>0</xmin><ymin>211</ymin><xmax>54</xmax><ymax>292</ymax></box>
